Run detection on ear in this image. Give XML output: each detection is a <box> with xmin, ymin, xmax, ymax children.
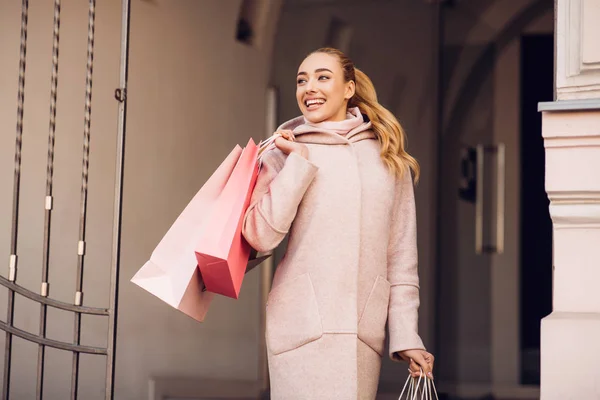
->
<box><xmin>345</xmin><ymin>80</ymin><xmax>356</xmax><ymax>100</ymax></box>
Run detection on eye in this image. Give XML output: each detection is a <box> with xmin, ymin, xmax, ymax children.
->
<box><xmin>318</xmin><ymin>75</ymin><xmax>330</xmax><ymax>81</ymax></box>
<box><xmin>297</xmin><ymin>78</ymin><xmax>306</xmax><ymax>85</ymax></box>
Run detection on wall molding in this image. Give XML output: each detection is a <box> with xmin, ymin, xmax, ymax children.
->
<box><xmin>548</xmin><ymin>191</ymin><xmax>600</xmax><ymax>228</ymax></box>
<box><xmin>549</xmin><ymin>203</ymin><xmax>600</xmax><ymax>227</ymax></box>
<box><xmin>544</xmin><ymin>135</ymin><xmax>600</xmax><ymax>147</ymax></box>
<box><xmin>548</xmin><ymin>190</ymin><xmax>600</xmax><ymax>202</ymax></box>
<box><xmin>539</xmin><ymin>98</ymin><xmax>600</xmax><ymax>111</ymax></box>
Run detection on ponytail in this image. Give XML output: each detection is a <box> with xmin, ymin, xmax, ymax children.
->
<box><xmin>350</xmin><ymin>68</ymin><xmax>420</xmax><ymax>182</ymax></box>
<box><xmin>311</xmin><ymin>48</ymin><xmax>420</xmax><ymax>182</ymax></box>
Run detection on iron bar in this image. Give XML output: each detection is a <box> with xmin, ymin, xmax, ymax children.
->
<box><xmin>71</xmin><ymin>1</ymin><xmax>96</xmax><ymax>398</ymax></box>
<box><xmin>0</xmin><ymin>321</ymin><xmax>106</xmax><ymax>355</ymax></box>
<box><xmin>4</xmin><ymin>1</ymin><xmax>30</xmax><ymax>399</ymax></box>
<box><xmin>105</xmin><ymin>0</ymin><xmax>131</xmax><ymax>398</ymax></box>
<box><xmin>0</xmin><ymin>277</ymin><xmax>108</xmax><ymax>315</ymax></box>
<box><xmin>37</xmin><ymin>1</ymin><xmax>62</xmax><ymax>398</ymax></box>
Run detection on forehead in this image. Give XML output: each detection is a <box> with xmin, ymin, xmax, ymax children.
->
<box><xmin>298</xmin><ymin>53</ymin><xmax>341</xmax><ymax>74</ymax></box>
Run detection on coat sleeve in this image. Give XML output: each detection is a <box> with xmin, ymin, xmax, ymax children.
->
<box><xmin>387</xmin><ymin>169</ymin><xmax>426</xmax><ymax>361</ymax></box>
<box><xmin>242</xmin><ymin>150</ymin><xmax>318</xmax><ymax>253</ymax></box>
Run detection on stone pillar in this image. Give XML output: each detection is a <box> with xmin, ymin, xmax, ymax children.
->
<box><xmin>539</xmin><ymin>1</ymin><xmax>600</xmax><ymax>398</ymax></box>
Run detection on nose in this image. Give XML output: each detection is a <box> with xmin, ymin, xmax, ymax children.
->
<box><xmin>305</xmin><ymin>77</ymin><xmax>317</xmax><ymax>93</ymax></box>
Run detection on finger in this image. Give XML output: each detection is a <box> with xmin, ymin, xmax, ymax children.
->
<box><xmin>427</xmin><ymin>353</ymin><xmax>435</xmax><ymax>371</ymax></box>
<box><xmin>408</xmin><ymin>366</ymin><xmax>421</xmax><ymax>379</ymax></box>
<box><xmin>277</xmin><ymin>130</ymin><xmax>294</xmax><ymax>141</ymax></box>
<box><xmin>408</xmin><ymin>359</ymin><xmax>422</xmax><ymax>378</ymax></box>
<box><xmin>408</xmin><ymin>358</ymin><xmax>419</xmax><ymax>371</ymax></box>
<box><xmin>408</xmin><ymin>369</ymin><xmax>421</xmax><ymax>378</ymax></box>
<box><xmin>412</xmin><ymin>353</ymin><xmax>432</xmax><ymax>376</ymax></box>
<box><xmin>423</xmin><ymin>353</ymin><xmax>435</xmax><ymax>378</ymax></box>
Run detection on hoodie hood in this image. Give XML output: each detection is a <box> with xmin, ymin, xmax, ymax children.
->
<box><xmin>277</xmin><ymin>107</ymin><xmax>375</xmax><ymax>145</ymax></box>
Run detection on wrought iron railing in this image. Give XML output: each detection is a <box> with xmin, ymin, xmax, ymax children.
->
<box><xmin>2</xmin><ymin>1</ymin><xmax>131</xmax><ymax>399</ymax></box>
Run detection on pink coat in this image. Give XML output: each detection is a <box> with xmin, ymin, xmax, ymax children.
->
<box><xmin>242</xmin><ymin>114</ymin><xmax>425</xmax><ymax>400</ymax></box>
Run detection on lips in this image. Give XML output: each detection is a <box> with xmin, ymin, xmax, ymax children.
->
<box><xmin>304</xmin><ymin>98</ymin><xmax>326</xmax><ymax>111</ymax></box>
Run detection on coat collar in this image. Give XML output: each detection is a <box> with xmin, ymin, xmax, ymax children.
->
<box><xmin>277</xmin><ymin>108</ymin><xmax>376</xmax><ymax>145</ymax></box>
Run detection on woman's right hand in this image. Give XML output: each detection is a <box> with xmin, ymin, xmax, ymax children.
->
<box><xmin>274</xmin><ymin>130</ymin><xmax>308</xmax><ymax>159</ymax></box>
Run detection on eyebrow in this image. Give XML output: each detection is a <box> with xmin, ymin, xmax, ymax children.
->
<box><xmin>297</xmin><ymin>68</ymin><xmax>333</xmax><ymax>76</ymax></box>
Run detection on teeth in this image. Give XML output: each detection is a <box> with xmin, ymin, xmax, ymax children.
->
<box><xmin>306</xmin><ymin>99</ymin><xmax>325</xmax><ymax>106</ymax></box>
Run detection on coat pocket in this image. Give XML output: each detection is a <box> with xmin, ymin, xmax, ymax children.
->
<box><xmin>358</xmin><ymin>275</ymin><xmax>391</xmax><ymax>356</ymax></box>
<box><xmin>266</xmin><ymin>272</ymin><xmax>323</xmax><ymax>355</ymax></box>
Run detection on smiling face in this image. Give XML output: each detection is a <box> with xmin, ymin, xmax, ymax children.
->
<box><xmin>296</xmin><ymin>52</ymin><xmax>355</xmax><ymax>123</ymax></box>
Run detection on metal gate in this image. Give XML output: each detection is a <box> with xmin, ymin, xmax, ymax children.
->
<box><xmin>1</xmin><ymin>0</ymin><xmax>131</xmax><ymax>398</ymax></box>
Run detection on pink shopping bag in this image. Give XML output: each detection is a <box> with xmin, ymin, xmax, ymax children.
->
<box><xmin>195</xmin><ymin>138</ymin><xmax>264</xmax><ymax>299</ymax></box>
<box><xmin>130</xmin><ymin>146</ymin><xmax>243</xmax><ymax>322</ymax></box>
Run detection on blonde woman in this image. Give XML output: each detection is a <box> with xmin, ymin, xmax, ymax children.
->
<box><xmin>242</xmin><ymin>48</ymin><xmax>434</xmax><ymax>399</ymax></box>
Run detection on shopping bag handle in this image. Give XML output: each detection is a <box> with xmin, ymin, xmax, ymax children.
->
<box><xmin>257</xmin><ymin>133</ymin><xmax>281</xmax><ymax>161</ymax></box>
<box><xmin>398</xmin><ymin>368</ymin><xmax>438</xmax><ymax>400</ymax></box>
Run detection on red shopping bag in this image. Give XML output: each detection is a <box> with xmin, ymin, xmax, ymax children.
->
<box><xmin>195</xmin><ymin>138</ymin><xmax>262</xmax><ymax>299</ymax></box>
<box><xmin>130</xmin><ymin>146</ymin><xmax>243</xmax><ymax>322</ymax></box>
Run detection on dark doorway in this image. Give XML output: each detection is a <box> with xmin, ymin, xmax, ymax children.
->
<box><xmin>519</xmin><ymin>34</ymin><xmax>554</xmax><ymax>385</ymax></box>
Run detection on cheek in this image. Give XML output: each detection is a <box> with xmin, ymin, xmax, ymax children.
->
<box><xmin>328</xmin><ymin>83</ymin><xmax>346</xmax><ymax>102</ymax></box>
<box><xmin>296</xmin><ymin>88</ymin><xmax>304</xmax><ymax>104</ymax></box>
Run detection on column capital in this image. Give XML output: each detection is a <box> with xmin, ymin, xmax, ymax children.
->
<box><xmin>542</xmin><ymin>110</ymin><xmax>600</xmax><ymax>194</ymax></box>
<box><xmin>542</xmin><ymin>109</ymin><xmax>600</xmax><ymax>314</ymax></box>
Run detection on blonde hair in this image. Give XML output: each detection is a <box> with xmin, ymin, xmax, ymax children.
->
<box><xmin>310</xmin><ymin>48</ymin><xmax>420</xmax><ymax>182</ymax></box>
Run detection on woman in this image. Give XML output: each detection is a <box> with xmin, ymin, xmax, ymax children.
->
<box><xmin>242</xmin><ymin>48</ymin><xmax>434</xmax><ymax>399</ymax></box>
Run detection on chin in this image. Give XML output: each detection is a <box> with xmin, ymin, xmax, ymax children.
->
<box><xmin>301</xmin><ymin>110</ymin><xmax>333</xmax><ymax>124</ymax></box>
<box><xmin>303</xmin><ymin>115</ymin><xmax>325</xmax><ymax>123</ymax></box>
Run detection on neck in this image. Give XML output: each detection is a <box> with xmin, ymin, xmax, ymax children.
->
<box><xmin>324</xmin><ymin>107</ymin><xmax>349</xmax><ymax>123</ymax></box>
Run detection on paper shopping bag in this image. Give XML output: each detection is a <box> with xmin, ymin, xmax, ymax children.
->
<box><xmin>130</xmin><ymin>145</ymin><xmax>243</xmax><ymax>322</ymax></box>
<box><xmin>195</xmin><ymin>138</ymin><xmax>262</xmax><ymax>299</ymax></box>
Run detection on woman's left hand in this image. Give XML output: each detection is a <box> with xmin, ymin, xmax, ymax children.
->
<box><xmin>397</xmin><ymin>349</ymin><xmax>435</xmax><ymax>380</ymax></box>
<box><xmin>274</xmin><ymin>129</ymin><xmax>309</xmax><ymax>159</ymax></box>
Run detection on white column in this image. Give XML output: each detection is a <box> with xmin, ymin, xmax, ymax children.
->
<box><xmin>540</xmin><ymin>1</ymin><xmax>600</xmax><ymax>398</ymax></box>
<box><xmin>556</xmin><ymin>0</ymin><xmax>600</xmax><ymax>100</ymax></box>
